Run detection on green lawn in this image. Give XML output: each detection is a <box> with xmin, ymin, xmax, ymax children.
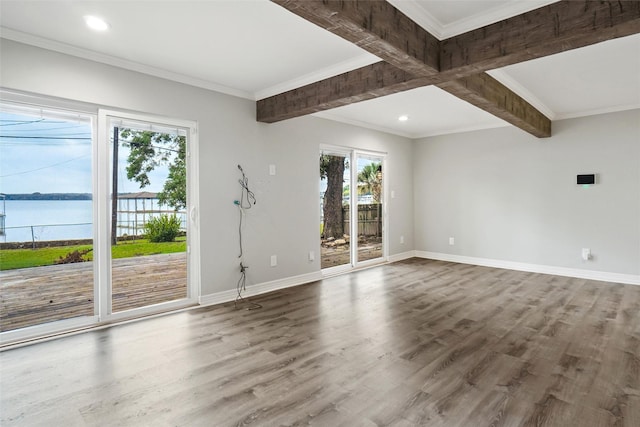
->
<box><xmin>0</xmin><ymin>238</ymin><xmax>186</xmax><ymax>271</ymax></box>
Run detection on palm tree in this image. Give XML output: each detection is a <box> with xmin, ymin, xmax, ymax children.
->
<box><xmin>357</xmin><ymin>162</ymin><xmax>382</xmax><ymax>203</ymax></box>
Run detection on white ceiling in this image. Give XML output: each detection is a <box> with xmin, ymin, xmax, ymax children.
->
<box><xmin>1</xmin><ymin>0</ymin><xmax>638</xmax><ymax>138</ymax></box>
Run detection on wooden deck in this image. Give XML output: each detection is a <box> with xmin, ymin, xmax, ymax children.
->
<box><xmin>0</xmin><ymin>253</ymin><xmax>187</xmax><ymax>332</ymax></box>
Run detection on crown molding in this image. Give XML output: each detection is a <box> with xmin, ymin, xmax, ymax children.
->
<box><xmin>488</xmin><ymin>69</ymin><xmax>556</xmax><ymax>120</ymax></box>
<box><xmin>554</xmin><ymin>104</ymin><xmax>640</xmax><ymax>121</ymax></box>
<box><xmin>254</xmin><ymin>54</ymin><xmax>380</xmax><ymax>100</ymax></box>
<box><xmin>440</xmin><ymin>0</ymin><xmax>560</xmax><ymax>39</ymax></box>
<box><xmin>2</xmin><ymin>27</ymin><xmax>382</xmax><ymax>103</ymax></box>
<box><xmin>489</xmin><ymin>69</ymin><xmax>640</xmax><ymax>122</ymax></box>
<box><xmin>386</xmin><ymin>0</ymin><xmax>445</xmax><ymax>39</ymax></box>
<box><xmin>412</xmin><ymin>121</ymin><xmax>511</xmax><ymax>140</ymax></box>
<box><xmin>388</xmin><ymin>0</ymin><xmax>560</xmax><ymax>40</ymax></box>
<box><xmin>0</xmin><ymin>27</ymin><xmax>253</xmax><ymax>100</ymax></box>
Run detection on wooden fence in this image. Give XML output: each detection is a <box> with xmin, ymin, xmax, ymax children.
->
<box><xmin>343</xmin><ymin>204</ymin><xmax>382</xmax><ymax>237</ymax></box>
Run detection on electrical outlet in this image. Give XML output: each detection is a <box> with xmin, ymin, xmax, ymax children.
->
<box><xmin>581</xmin><ymin>248</ymin><xmax>591</xmax><ymax>261</ymax></box>
<box><xmin>308</xmin><ymin>251</ymin><xmax>315</xmax><ymax>261</ymax></box>
<box><xmin>449</xmin><ymin>237</ymin><xmax>455</xmax><ymax>245</ymax></box>
<box><xmin>400</xmin><ymin>235</ymin><xmax>404</xmax><ymax>244</ymax></box>
<box><xmin>270</xmin><ymin>255</ymin><xmax>277</xmax><ymax>267</ymax></box>
<box><xmin>269</xmin><ymin>164</ymin><xmax>276</xmax><ymax>176</ymax></box>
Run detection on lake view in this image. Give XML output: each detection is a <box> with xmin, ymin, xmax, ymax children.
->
<box><xmin>1</xmin><ymin>200</ymin><xmax>93</xmax><ymax>243</ymax></box>
<box><xmin>1</xmin><ymin>199</ymin><xmax>188</xmax><ymax>243</ymax></box>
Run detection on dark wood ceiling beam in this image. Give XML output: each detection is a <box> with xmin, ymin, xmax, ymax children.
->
<box><xmin>437</xmin><ymin>74</ymin><xmax>551</xmax><ymax>138</ymax></box>
<box><xmin>258</xmin><ymin>62</ymin><xmax>431</xmax><ymax>123</ymax></box>
<box><xmin>258</xmin><ymin>68</ymin><xmax>552</xmax><ymax>137</ymax></box>
<box><xmin>256</xmin><ymin>0</ymin><xmax>551</xmax><ymax>136</ymax></box>
<box><xmin>441</xmin><ymin>0</ymin><xmax>640</xmax><ymax>77</ymax></box>
<box><xmin>271</xmin><ymin>0</ymin><xmax>441</xmax><ymax>77</ymax></box>
<box><xmin>260</xmin><ymin>1</ymin><xmax>640</xmax><ymax>137</ymax></box>
<box><xmin>262</xmin><ymin>0</ymin><xmax>554</xmax><ymax>137</ymax></box>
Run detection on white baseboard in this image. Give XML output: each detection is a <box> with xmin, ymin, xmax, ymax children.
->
<box><xmin>415</xmin><ymin>251</ymin><xmax>640</xmax><ymax>286</ymax></box>
<box><xmin>388</xmin><ymin>250</ymin><xmax>417</xmax><ymax>263</ymax></box>
<box><xmin>199</xmin><ymin>252</ymin><xmax>417</xmax><ymax>307</ymax></box>
<box><xmin>199</xmin><ymin>271</ymin><xmax>323</xmax><ymax>307</ymax></box>
<box><xmin>200</xmin><ymin>249</ymin><xmax>640</xmax><ymax>309</ymax></box>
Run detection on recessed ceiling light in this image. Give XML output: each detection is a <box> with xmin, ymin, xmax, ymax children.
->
<box><xmin>84</xmin><ymin>15</ymin><xmax>110</xmax><ymax>32</ymax></box>
<box><xmin>398</xmin><ymin>115</ymin><xmax>409</xmax><ymax>122</ymax></box>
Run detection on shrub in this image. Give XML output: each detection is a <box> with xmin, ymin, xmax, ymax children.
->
<box><xmin>144</xmin><ymin>214</ymin><xmax>182</xmax><ymax>243</ymax></box>
<box><xmin>55</xmin><ymin>249</ymin><xmax>92</xmax><ymax>264</ymax></box>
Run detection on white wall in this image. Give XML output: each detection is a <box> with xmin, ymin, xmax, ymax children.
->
<box><xmin>413</xmin><ymin>110</ymin><xmax>640</xmax><ymax>277</ymax></box>
<box><xmin>0</xmin><ymin>39</ymin><xmax>415</xmax><ymax>297</ymax></box>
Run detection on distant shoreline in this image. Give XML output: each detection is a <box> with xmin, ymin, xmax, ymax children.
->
<box><xmin>2</xmin><ymin>192</ymin><xmax>159</xmax><ymax>201</ymax></box>
<box><xmin>1</xmin><ymin>193</ymin><xmax>92</xmax><ymax>201</ymax></box>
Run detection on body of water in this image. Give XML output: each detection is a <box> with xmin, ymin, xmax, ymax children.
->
<box><xmin>1</xmin><ymin>200</ymin><xmax>93</xmax><ymax>243</ymax></box>
<box><xmin>1</xmin><ymin>200</ymin><xmax>187</xmax><ymax>243</ymax></box>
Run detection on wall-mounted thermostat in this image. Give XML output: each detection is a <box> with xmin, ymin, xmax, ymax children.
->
<box><xmin>577</xmin><ymin>174</ymin><xmax>596</xmax><ymax>185</ymax></box>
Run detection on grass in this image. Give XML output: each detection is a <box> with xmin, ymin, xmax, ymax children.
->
<box><xmin>0</xmin><ymin>237</ymin><xmax>186</xmax><ymax>271</ymax></box>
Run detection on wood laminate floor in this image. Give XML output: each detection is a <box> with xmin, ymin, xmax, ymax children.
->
<box><xmin>1</xmin><ymin>258</ymin><xmax>639</xmax><ymax>426</ymax></box>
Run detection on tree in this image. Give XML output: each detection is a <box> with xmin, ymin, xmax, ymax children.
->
<box><xmin>157</xmin><ymin>138</ymin><xmax>186</xmax><ymax>210</ymax></box>
<box><xmin>320</xmin><ymin>154</ymin><xmax>345</xmax><ymax>239</ymax></box>
<box><xmin>358</xmin><ymin>162</ymin><xmax>382</xmax><ymax>203</ymax></box>
<box><xmin>119</xmin><ymin>129</ymin><xmax>186</xmax><ymax>210</ymax></box>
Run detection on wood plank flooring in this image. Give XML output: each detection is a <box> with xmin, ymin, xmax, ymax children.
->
<box><xmin>0</xmin><ymin>253</ymin><xmax>187</xmax><ymax>331</ymax></box>
<box><xmin>1</xmin><ymin>258</ymin><xmax>639</xmax><ymax>426</ymax></box>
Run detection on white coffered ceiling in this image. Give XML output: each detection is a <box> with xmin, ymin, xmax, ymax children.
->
<box><xmin>1</xmin><ymin>0</ymin><xmax>638</xmax><ymax>138</ymax></box>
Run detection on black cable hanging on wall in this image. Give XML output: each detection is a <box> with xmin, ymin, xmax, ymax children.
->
<box><xmin>234</xmin><ymin>164</ymin><xmax>261</xmax><ymax>310</ymax></box>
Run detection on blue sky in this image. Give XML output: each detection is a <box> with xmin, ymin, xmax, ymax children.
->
<box><xmin>0</xmin><ymin>111</ymin><xmax>168</xmax><ymax>194</ymax></box>
<box><xmin>1</xmin><ymin>112</ymin><xmax>92</xmax><ymax>193</ymax></box>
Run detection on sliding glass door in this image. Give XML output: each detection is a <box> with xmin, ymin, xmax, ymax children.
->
<box><xmin>99</xmin><ymin>111</ymin><xmax>198</xmax><ymax>321</ymax></box>
<box><xmin>0</xmin><ymin>100</ymin><xmax>199</xmax><ymax>344</ymax></box>
<box><xmin>319</xmin><ymin>147</ymin><xmax>386</xmax><ymax>272</ymax></box>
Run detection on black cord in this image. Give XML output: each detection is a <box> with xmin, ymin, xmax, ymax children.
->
<box><xmin>236</xmin><ymin>164</ymin><xmax>255</xmax><ymax>259</ymax></box>
<box><xmin>237</xmin><ymin>164</ymin><xmax>256</xmax><ymax>209</ymax></box>
<box><xmin>234</xmin><ymin>262</ymin><xmax>261</xmax><ymax>310</ymax></box>
<box><xmin>234</xmin><ymin>164</ymin><xmax>261</xmax><ymax>310</ymax></box>
<box><xmin>237</xmin><ymin>202</ymin><xmax>244</xmax><ymax>258</ymax></box>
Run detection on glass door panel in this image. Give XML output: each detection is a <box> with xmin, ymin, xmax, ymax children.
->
<box><xmin>320</xmin><ymin>152</ymin><xmax>351</xmax><ymax>269</ymax></box>
<box><xmin>0</xmin><ymin>103</ymin><xmax>95</xmax><ymax>332</ymax></box>
<box><xmin>109</xmin><ymin>119</ymin><xmax>188</xmax><ymax>313</ymax></box>
<box><xmin>356</xmin><ymin>155</ymin><xmax>383</xmax><ymax>263</ymax></box>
